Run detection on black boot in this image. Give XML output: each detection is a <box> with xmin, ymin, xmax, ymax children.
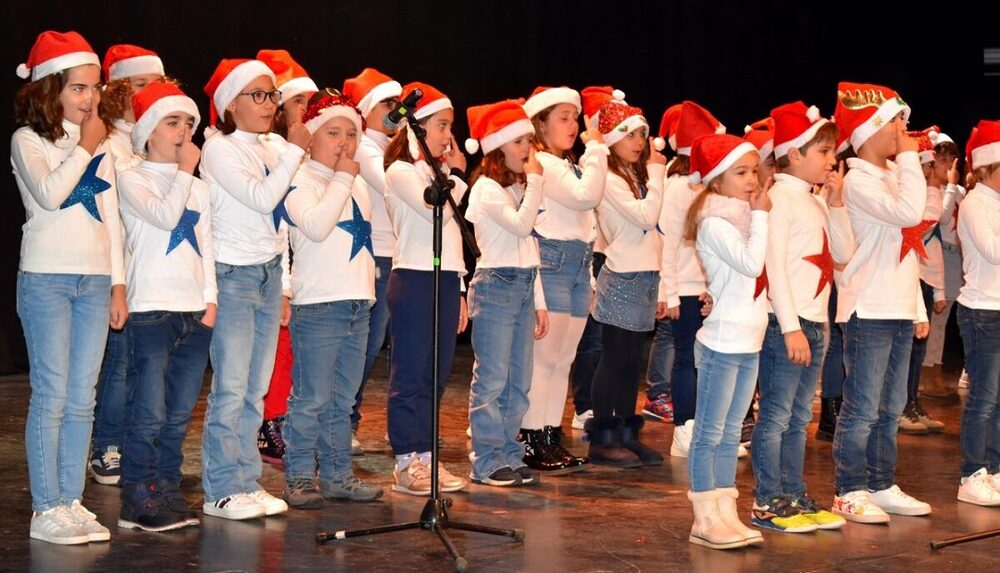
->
<box><xmin>119</xmin><ymin>481</ymin><xmax>189</xmax><ymax>532</ymax></box>
<box><xmin>542</xmin><ymin>425</ymin><xmax>589</xmax><ymax>473</ymax></box>
<box><xmin>519</xmin><ymin>429</ymin><xmax>575</xmax><ymax>474</ymax></box>
<box><xmin>584</xmin><ymin>417</ymin><xmax>642</xmax><ymax>468</ymax></box>
<box><xmin>816</xmin><ymin>397</ymin><xmax>841</xmax><ymax>442</ymax></box>
<box><xmin>620</xmin><ymin>415</ymin><xmax>664</xmax><ymax>466</ymax></box>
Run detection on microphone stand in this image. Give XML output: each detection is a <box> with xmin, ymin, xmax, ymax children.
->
<box><xmin>315</xmin><ymin>120</ymin><xmax>521</xmax><ymax>572</ymax></box>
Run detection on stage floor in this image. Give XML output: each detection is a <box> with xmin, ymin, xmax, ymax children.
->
<box><xmin>0</xmin><ymin>345</ymin><xmax>997</xmax><ymax>572</ymax></box>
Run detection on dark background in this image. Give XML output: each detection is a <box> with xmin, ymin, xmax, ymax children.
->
<box><xmin>2</xmin><ymin>0</ymin><xmax>997</xmax><ymax>373</ymax></box>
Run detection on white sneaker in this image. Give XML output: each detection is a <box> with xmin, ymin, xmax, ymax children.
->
<box><xmin>737</xmin><ymin>444</ymin><xmax>748</xmax><ymax>459</ymax></box>
<box><xmin>670</xmin><ymin>420</ymin><xmax>694</xmax><ymax>458</ymax></box>
<box><xmin>203</xmin><ymin>493</ymin><xmax>266</xmax><ymax>521</ymax></box>
<box><xmin>958</xmin><ymin>468</ymin><xmax>1000</xmax><ymax>506</ymax></box>
<box><xmin>958</xmin><ymin>369</ymin><xmax>969</xmax><ymax>389</ymax></box>
<box><xmin>990</xmin><ymin>472</ymin><xmax>1000</xmax><ymax>493</ymax></box>
<box><xmin>66</xmin><ymin>500</ymin><xmax>110</xmax><ymax>542</ymax></box>
<box><xmin>571</xmin><ymin>409</ymin><xmax>593</xmax><ymax>431</ymax></box>
<box><xmin>351</xmin><ymin>432</ymin><xmax>364</xmax><ymax>456</ymax></box>
<box><xmin>868</xmin><ymin>485</ymin><xmax>932</xmax><ymax>516</ymax></box>
<box><xmin>30</xmin><ymin>506</ymin><xmax>90</xmax><ymax>545</ymax></box>
<box><xmin>832</xmin><ymin>490</ymin><xmax>890</xmax><ymax>524</ymax></box>
<box><xmin>248</xmin><ymin>489</ymin><xmax>288</xmax><ymax>516</ymax></box>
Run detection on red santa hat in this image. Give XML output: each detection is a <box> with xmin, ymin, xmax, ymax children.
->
<box><xmin>743</xmin><ymin>117</ymin><xmax>775</xmax><ymax>161</ymax></box>
<box><xmin>523</xmin><ymin>86</ymin><xmax>581</xmax><ymax>119</ymax></box>
<box><xmin>834</xmin><ymin>82</ymin><xmax>910</xmax><ymax>152</ymax></box>
<box><xmin>676</xmin><ymin>101</ymin><xmax>726</xmax><ymax>156</ymax></box>
<box><xmin>771</xmin><ymin>101</ymin><xmax>829</xmax><ymax>159</ymax></box>
<box><xmin>130</xmin><ymin>81</ymin><xmax>201</xmax><ymax>154</ymax></box>
<box><xmin>103</xmin><ymin>44</ymin><xmax>164</xmax><ymax>83</ymax></box>
<box><xmin>689</xmin><ymin>134</ymin><xmax>758</xmax><ymax>185</ymax></box>
<box><xmin>401</xmin><ymin>81</ymin><xmax>452</xmax><ymax>120</ymax></box>
<box><xmin>908</xmin><ymin>127</ymin><xmax>938</xmax><ymax>164</ymax></box>
<box><xmin>256</xmin><ymin>49</ymin><xmax>318</xmax><ymax>106</ymax></box>
<box><xmin>464</xmin><ymin>99</ymin><xmax>533</xmax><ymax>155</ymax></box>
<box><xmin>17</xmin><ymin>30</ymin><xmax>100</xmax><ymax>82</ymax></box>
<box><xmin>658</xmin><ymin>104</ymin><xmax>683</xmax><ymax>152</ymax></box>
<box><xmin>203</xmin><ymin>58</ymin><xmax>275</xmax><ymax>127</ymax></box>
<box><xmin>581</xmin><ymin>86</ymin><xmax>626</xmax><ymax>131</ymax></box>
<box><xmin>967</xmin><ymin>120</ymin><xmax>1000</xmax><ymax>170</ymax></box>
<box><xmin>343</xmin><ymin>68</ymin><xmax>403</xmax><ymax>119</ymax></box>
<box><xmin>302</xmin><ymin>92</ymin><xmax>365</xmax><ymax>137</ymax></box>
<box><xmin>596</xmin><ymin>100</ymin><xmax>650</xmax><ymax>148</ymax></box>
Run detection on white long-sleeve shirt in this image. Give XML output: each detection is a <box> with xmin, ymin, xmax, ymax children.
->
<box><xmin>836</xmin><ymin>152</ymin><xmax>929</xmax><ymax>323</ymax></box>
<box><xmin>357</xmin><ymin>129</ymin><xmax>395</xmax><ymax>257</ymax></box>
<box><xmin>11</xmin><ymin>121</ymin><xmax>125</xmax><ymax>284</ymax></box>
<box><xmin>286</xmin><ymin>160</ymin><xmax>376</xmax><ymax>305</ymax></box>
<box><xmin>597</xmin><ymin>164</ymin><xmax>666</xmax><ymax>300</ymax></box>
<box><xmin>957</xmin><ymin>183</ymin><xmax>1000</xmax><ymax>310</ymax></box>
<box><xmin>385</xmin><ymin>159</ymin><xmax>467</xmax><ymax>275</ymax></box>
<box><xmin>118</xmin><ymin>161</ymin><xmax>216</xmax><ymax>312</ymax></box>
<box><xmin>916</xmin><ymin>185</ymin><xmax>945</xmax><ymax>300</ymax></box>
<box><xmin>108</xmin><ymin>120</ymin><xmax>142</xmax><ymax>174</ymax></box>
<box><xmin>695</xmin><ymin>195</ymin><xmax>769</xmax><ymax>354</ymax></box>
<box><xmin>533</xmin><ymin>141</ymin><xmax>609</xmax><ymax>242</ymax></box>
<box><xmin>659</xmin><ymin>173</ymin><xmax>708</xmax><ymax>308</ymax></box>
<box><xmin>939</xmin><ymin>183</ymin><xmax>966</xmax><ymax>246</ymax></box>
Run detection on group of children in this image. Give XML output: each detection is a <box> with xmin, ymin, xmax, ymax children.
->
<box><xmin>13</xmin><ymin>30</ymin><xmax>1000</xmax><ymax>552</ymax></box>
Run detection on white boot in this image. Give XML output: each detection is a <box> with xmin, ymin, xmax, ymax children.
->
<box><xmin>716</xmin><ymin>488</ymin><xmax>763</xmax><ymax>545</ymax></box>
<box><xmin>688</xmin><ymin>490</ymin><xmax>748</xmax><ymax>550</ymax></box>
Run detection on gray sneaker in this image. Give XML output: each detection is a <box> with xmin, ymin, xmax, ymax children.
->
<box><xmin>283</xmin><ymin>477</ymin><xmax>324</xmax><ymax>510</ymax></box>
<box><xmin>320</xmin><ymin>475</ymin><xmax>384</xmax><ymax>502</ymax></box>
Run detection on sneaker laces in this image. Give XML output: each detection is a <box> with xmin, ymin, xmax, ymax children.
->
<box><xmin>791</xmin><ymin>494</ymin><xmax>820</xmax><ymax>513</ymax></box>
<box><xmin>883</xmin><ymin>485</ymin><xmax>917</xmax><ymax>502</ymax></box>
<box><xmin>912</xmin><ymin>402</ymin><xmax>932</xmax><ymax>419</ymax></box>
<box><xmin>266</xmin><ymin>419</ymin><xmax>285</xmax><ymax>450</ymax></box>
<box><xmin>101</xmin><ymin>447</ymin><xmax>121</xmax><ymax>470</ymax></box>
<box><xmin>768</xmin><ymin>497</ymin><xmax>803</xmax><ymax>517</ymax></box>
<box><xmin>290</xmin><ymin>477</ymin><xmax>318</xmax><ymax>494</ymax></box>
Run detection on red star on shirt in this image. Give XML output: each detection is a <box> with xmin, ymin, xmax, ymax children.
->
<box><xmin>754</xmin><ymin>265</ymin><xmax>769</xmax><ymax>300</ymax></box>
<box><xmin>899</xmin><ymin>219</ymin><xmax>936</xmax><ymax>262</ymax></box>
<box><xmin>802</xmin><ymin>230</ymin><xmax>834</xmax><ymax>299</ymax></box>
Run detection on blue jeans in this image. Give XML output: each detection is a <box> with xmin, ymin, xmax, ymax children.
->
<box><xmin>202</xmin><ymin>256</ymin><xmax>283</xmax><ymax>502</ymax></box>
<box><xmin>468</xmin><ymin>267</ymin><xmax>536</xmax><ymax>478</ymax></box>
<box><xmin>672</xmin><ymin>296</ymin><xmax>706</xmax><ymax>425</ymax></box>
<box><xmin>285</xmin><ymin>300</ymin><xmax>370</xmax><ymax>482</ymax></box>
<box><xmin>18</xmin><ymin>272</ymin><xmax>111</xmax><ymax>512</ymax></box>
<box><xmin>387</xmin><ymin>269</ymin><xmax>460</xmax><ymax>455</ymax></box>
<box><xmin>537</xmin><ymin>238</ymin><xmax>593</xmax><ymax>318</ymax></box>
<box><xmin>121</xmin><ymin>311</ymin><xmax>212</xmax><ymax>486</ymax></box>
<box><xmin>570</xmin><ymin>252</ymin><xmax>605</xmax><ymax>415</ymax></box>
<box><xmin>92</xmin><ymin>325</ymin><xmax>127</xmax><ymax>453</ymax></box>
<box><xmin>689</xmin><ymin>341</ymin><xmax>758</xmax><ymax>492</ymax></box>
<box><xmin>752</xmin><ymin>316</ymin><xmax>828</xmax><ymax>503</ymax></box>
<box><xmin>906</xmin><ymin>280</ymin><xmax>934</xmax><ymax>401</ymax></box>
<box><xmin>646</xmin><ymin>318</ymin><xmax>675</xmax><ymax>399</ymax></box>
<box><xmin>821</xmin><ymin>283</ymin><xmax>845</xmax><ymax>398</ymax></box>
<box><xmin>353</xmin><ymin>255</ymin><xmax>392</xmax><ymax>430</ymax></box>
<box><xmin>833</xmin><ymin>314</ymin><xmax>913</xmax><ymax>494</ymax></box>
<box><xmin>957</xmin><ymin>303</ymin><xmax>1000</xmax><ymax>476</ymax></box>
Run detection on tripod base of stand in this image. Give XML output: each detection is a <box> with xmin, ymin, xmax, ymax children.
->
<box><xmin>316</xmin><ymin>497</ymin><xmax>525</xmax><ymax>572</ymax></box>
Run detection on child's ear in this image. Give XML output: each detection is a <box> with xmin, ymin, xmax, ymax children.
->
<box><xmin>787</xmin><ymin>147</ymin><xmax>800</xmax><ymax>165</ymax></box>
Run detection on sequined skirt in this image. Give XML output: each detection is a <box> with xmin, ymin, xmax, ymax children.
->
<box><xmin>592</xmin><ymin>269</ymin><xmax>659</xmax><ymax>332</ymax></box>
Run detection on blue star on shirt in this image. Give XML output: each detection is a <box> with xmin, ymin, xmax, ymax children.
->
<box><xmin>166</xmin><ymin>208</ymin><xmax>201</xmax><ymax>256</ymax></box>
<box><xmin>336</xmin><ymin>198</ymin><xmax>373</xmax><ymax>261</ymax></box>
<box><xmin>272</xmin><ymin>186</ymin><xmax>297</xmax><ymax>231</ymax></box>
<box><xmin>60</xmin><ymin>153</ymin><xmax>111</xmax><ymax>221</ymax></box>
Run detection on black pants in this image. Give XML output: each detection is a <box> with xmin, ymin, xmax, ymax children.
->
<box><xmin>570</xmin><ymin>253</ymin><xmax>606</xmax><ymax>414</ymax></box>
<box><xmin>590</xmin><ymin>323</ymin><xmax>645</xmax><ymax>419</ymax></box>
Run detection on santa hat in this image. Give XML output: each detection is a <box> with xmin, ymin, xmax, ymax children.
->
<box><xmin>256</xmin><ymin>49</ymin><xmax>318</xmax><ymax>106</ymax></box>
<box><xmin>689</xmin><ymin>134</ymin><xmax>758</xmax><ymax>185</ymax></box>
<box><xmin>302</xmin><ymin>92</ymin><xmax>365</xmax><ymax>137</ymax></box>
<box><xmin>676</xmin><ymin>101</ymin><xmax>726</xmax><ymax>156</ymax></box>
<box><xmin>203</xmin><ymin>58</ymin><xmax>275</xmax><ymax>127</ymax></box>
<box><xmin>596</xmin><ymin>100</ymin><xmax>650</xmax><ymax>148</ymax></box>
<box><xmin>464</xmin><ymin>99</ymin><xmax>533</xmax><ymax>155</ymax></box>
<box><xmin>835</xmin><ymin>130</ymin><xmax>851</xmax><ymax>156</ymax></box>
<box><xmin>401</xmin><ymin>81</ymin><xmax>452</xmax><ymax>120</ymax></box>
<box><xmin>130</xmin><ymin>81</ymin><xmax>201</xmax><ymax>154</ymax></box>
<box><xmin>581</xmin><ymin>86</ymin><xmax>625</xmax><ymax>131</ymax></box>
<box><xmin>103</xmin><ymin>44</ymin><xmax>164</xmax><ymax>83</ymax></box>
<box><xmin>523</xmin><ymin>86</ymin><xmax>581</xmax><ymax>119</ymax></box>
<box><xmin>929</xmin><ymin>129</ymin><xmax>955</xmax><ymax>146</ymax></box>
<box><xmin>771</xmin><ymin>101</ymin><xmax>829</xmax><ymax>159</ymax></box>
<box><xmin>658</xmin><ymin>104</ymin><xmax>683</xmax><ymax>152</ymax></box>
<box><xmin>834</xmin><ymin>82</ymin><xmax>910</xmax><ymax>152</ymax></box>
<box><xmin>743</xmin><ymin>117</ymin><xmax>775</xmax><ymax>161</ymax></box>
<box><xmin>343</xmin><ymin>68</ymin><xmax>402</xmax><ymax>118</ymax></box>
<box><xmin>908</xmin><ymin>127</ymin><xmax>937</xmax><ymax>164</ymax></box>
<box><xmin>17</xmin><ymin>30</ymin><xmax>100</xmax><ymax>82</ymax></box>
<box><xmin>967</xmin><ymin>120</ymin><xmax>1000</xmax><ymax>170</ymax></box>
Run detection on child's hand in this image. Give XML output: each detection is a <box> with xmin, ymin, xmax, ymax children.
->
<box><xmin>201</xmin><ymin>303</ymin><xmax>217</xmax><ymax>328</ymax></box>
<box><xmin>648</xmin><ymin>138</ymin><xmax>667</xmax><ymax>166</ymax></box>
<box><xmin>750</xmin><ymin>185</ymin><xmax>772</xmax><ymax>212</ymax></box>
<box><xmin>698</xmin><ymin>292</ymin><xmax>714</xmax><ymax>317</ymax></box>
<box><xmin>655</xmin><ymin>302</ymin><xmax>668</xmax><ymax>320</ymax></box>
<box><xmin>915</xmin><ymin>321</ymin><xmax>930</xmax><ymax>339</ymax></box>
<box><xmin>457</xmin><ymin>296</ymin><xmax>469</xmax><ymax>334</ymax></box>
<box><xmin>280</xmin><ymin>296</ymin><xmax>291</xmax><ymax>327</ymax></box>
<box><xmin>896</xmin><ymin>128</ymin><xmax>919</xmax><ymax>154</ymax></box>
<box><xmin>109</xmin><ymin>284</ymin><xmax>128</xmax><ymax>329</ymax></box>
<box><xmin>580</xmin><ymin>128</ymin><xmax>603</xmax><ymax>145</ymax></box>
<box><xmin>784</xmin><ymin>330</ymin><xmax>811</xmax><ymax>366</ymax></box>
<box><xmin>824</xmin><ymin>161</ymin><xmax>846</xmax><ymax>207</ymax></box>
<box><xmin>666</xmin><ymin>305</ymin><xmax>680</xmax><ymax>320</ymax></box>
<box><xmin>287</xmin><ymin>121</ymin><xmax>312</xmax><ymax>151</ymax></box>
<box><xmin>947</xmin><ymin>158</ymin><xmax>960</xmax><ymax>186</ymax></box>
<box><xmin>177</xmin><ymin>140</ymin><xmax>201</xmax><ymax>175</ymax></box>
<box><xmin>335</xmin><ymin>153</ymin><xmax>360</xmax><ymax>177</ymax></box>
<box><xmin>445</xmin><ymin>137</ymin><xmax>467</xmax><ymax>172</ymax></box>
<box><xmin>534</xmin><ymin>309</ymin><xmax>549</xmax><ymax>340</ymax></box>
<box><xmin>525</xmin><ymin>148</ymin><xmax>543</xmax><ymax>176</ymax></box>
<box><xmin>79</xmin><ymin>111</ymin><xmax>106</xmax><ymax>155</ymax></box>
<box><xmin>933</xmin><ymin>300</ymin><xmax>947</xmax><ymax>314</ymax></box>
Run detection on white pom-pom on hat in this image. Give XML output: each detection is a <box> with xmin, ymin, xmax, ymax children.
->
<box><xmin>715</xmin><ymin>125</ymin><xmax>726</xmax><ymax>135</ymax></box>
<box><xmin>612</xmin><ymin>89</ymin><xmax>626</xmax><ymax>102</ymax></box>
<box><xmin>928</xmin><ymin>130</ymin><xmax>940</xmax><ymax>143</ymax></box>
<box><xmin>744</xmin><ymin>124</ymin><xmax>753</xmax><ymax>134</ymax></box>
<box><xmin>653</xmin><ymin>137</ymin><xmax>666</xmax><ymax>151</ymax></box>
<box><xmin>806</xmin><ymin>105</ymin><xmax>821</xmax><ymax>122</ymax></box>
<box><xmin>689</xmin><ymin>171</ymin><xmax>702</xmax><ymax>184</ymax></box>
<box><xmin>464</xmin><ymin>138</ymin><xmax>480</xmax><ymax>155</ymax></box>
<box><xmin>16</xmin><ymin>63</ymin><xmax>30</xmax><ymax>79</ymax></box>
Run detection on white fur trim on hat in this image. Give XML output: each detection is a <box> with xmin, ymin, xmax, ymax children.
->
<box><xmin>849</xmin><ymin>98</ymin><xmax>911</xmax><ymax>152</ymax></box>
<box><xmin>758</xmin><ymin>140</ymin><xmax>774</xmax><ymax>162</ymax></box>
<box><xmin>919</xmin><ymin>150</ymin><xmax>936</xmax><ymax>164</ymax></box>
<box><xmin>690</xmin><ymin>141</ymin><xmax>758</xmax><ymax>185</ymax></box>
<box><xmin>474</xmin><ymin>118</ymin><xmax>534</xmax><ymax>155</ymax></box>
<box><xmin>603</xmin><ymin>115</ymin><xmax>649</xmax><ymax>147</ymax></box>
<box><xmin>212</xmin><ymin>60</ymin><xmax>275</xmax><ymax>121</ymax></box>
<box><xmin>971</xmin><ymin>141</ymin><xmax>1000</xmax><ymax>170</ymax></box>
<box><xmin>931</xmin><ymin>130</ymin><xmax>954</xmax><ymax>145</ymax></box>
<box><xmin>523</xmin><ymin>87</ymin><xmax>581</xmax><ymax>119</ymax></box>
<box><xmin>304</xmin><ymin>105</ymin><xmax>363</xmax><ymax>136</ymax></box>
<box><xmin>668</xmin><ymin>134</ymin><xmax>677</xmax><ymax>151</ymax></box>
<box><xmin>108</xmin><ymin>55</ymin><xmax>164</xmax><ymax>81</ymax></box>
<box><xmin>131</xmin><ymin>95</ymin><xmax>201</xmax><ymax>154</ymax></box>
<box><xmin>277</xmin><ymin>76</ymin><xmax>319</xmax><ymax>106</ymax></box>
<box><xmin>413</xmin><ymin>97</ymin><xmax>453</xmax><ymax>120</ymax></box>
<box><xmin>23</xmin><ymin>51</ymin><xmax>100</xmax><ymax>82</ymax></box>
<box><xmin>357</xmin><ymin>80</ymin><xmax>403</xmax><ymax>119</ymax></box>
<box><xmin>774</xmin><ymin>118</ymin><xmax>830</xmax><ymax>159</ymax></box>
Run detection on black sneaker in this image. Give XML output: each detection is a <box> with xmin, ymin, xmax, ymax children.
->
<box><xmin>155</xmin><ymin>478</ymin><xmax>199</xmax><ymax>526</ymax></box>
<box><xmin>257</xmin><ymin>417</ymin><xmax>285</xmax><ymax>464</ymax></box>
<box><xmin>90</xmin><ymin>445</ymin><xmax>121</xmax><ymax>486</ymax></box>
<box><xmin>470</xmin><ymin>467</ymin><xmax>522</xmax><ymax>487</ymax></box>
<box><xmin>740</xmin><ymin>416</ymin><xmax>755</xmax><ymax>446</ymax></box>
<box><xmin>513</xmin><ymin>466</ymin><xmax>539</xmax><ymax>486</ymax></box>
<box><xmin>118</xmin><ymin>482</ymin><xmax>190</xmax><ymax>532</ymax></box>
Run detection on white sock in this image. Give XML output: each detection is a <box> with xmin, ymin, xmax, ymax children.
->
<box><xmin>417</xmin><ymin>452</ymin><xmax>433</xmax><ymax>466</ymax></box>
<box><xmin>395</xmin><ymin>452</ymin><xmax>418</xmax><ymax>471</ymax></box>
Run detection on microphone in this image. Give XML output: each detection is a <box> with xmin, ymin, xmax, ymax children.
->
<box><xmin>385</xmin><ymin>88</ymin><xmax>423</xmax><ymax>128</ymax></box>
